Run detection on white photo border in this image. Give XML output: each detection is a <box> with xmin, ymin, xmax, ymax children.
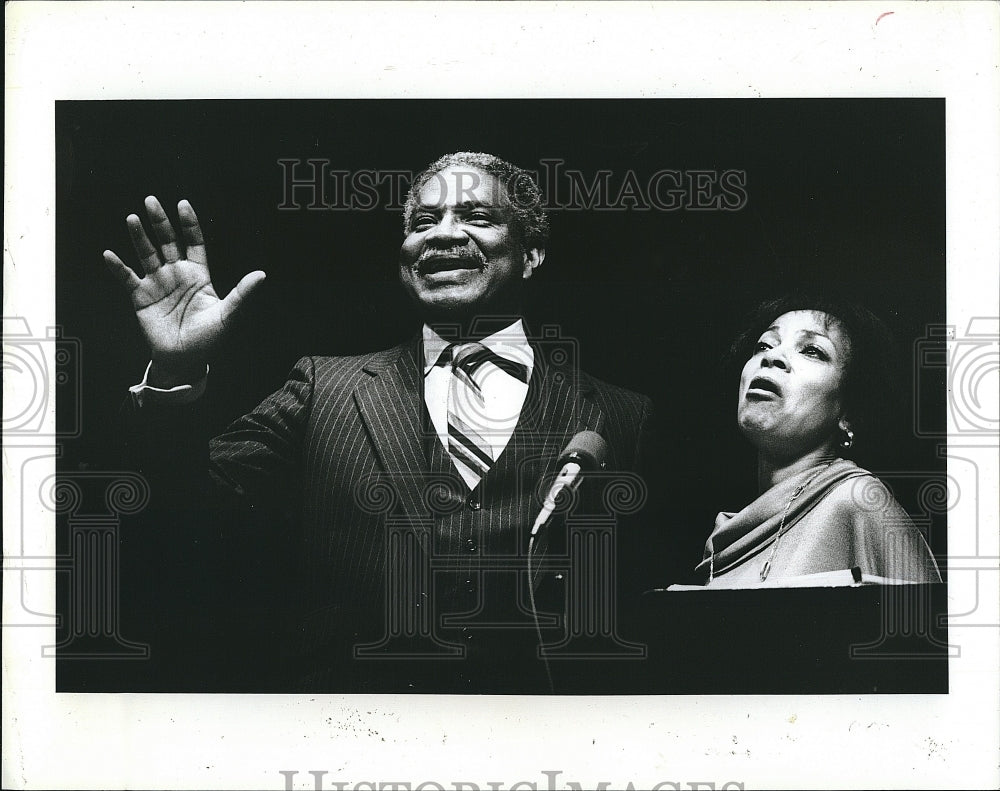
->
<box><xmin>4</xmin><ymin>2</ymin><xmax>999</xmax><ymax>790</ymax></box>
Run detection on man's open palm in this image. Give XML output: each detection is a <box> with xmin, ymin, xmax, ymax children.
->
<box><xmin>104</xmin><ymin>196</ymin><xmax>265</xmax><ymax>381</ymax></box>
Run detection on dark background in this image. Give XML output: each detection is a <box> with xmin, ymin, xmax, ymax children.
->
<box><xmin>55</xmin><ymin>99</ymin><xmax>947</xmax><ymax>691</ymax></box>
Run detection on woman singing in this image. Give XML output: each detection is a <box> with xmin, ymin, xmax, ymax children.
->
<box><xmin>696</xmin><ymin>296</ymin><xmax>941</xmax><ymax>588</ymax></box>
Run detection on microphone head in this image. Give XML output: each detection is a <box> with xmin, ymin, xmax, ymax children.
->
<box><xmin>558</xmin><ymin>430</ymin><xmax>608</xmax><ymax>470</ymax></box>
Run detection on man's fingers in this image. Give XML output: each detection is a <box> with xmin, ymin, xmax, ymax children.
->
<box><xmin>218</xmin><ymin>270</ymin><xmax>266</xmax><ymax>328</ymax></box>
<box><xmin>177</xmin><ymin>199</ymin><xmax>208</xmax><ymax>265</ymax></box>
<box><xmin>144</xmin><ymin>195</ymin><xmax>181</xmax><ymax>263</ymax></box>
<box><xmin>126</xmin><ymin>213</ymin><xmax>162</xmax><ymax>274</ymax></box>
<box><xmin>103</xmin><ymin>250</ymin><xmax>143</xmax><ymax>292</ymax></box>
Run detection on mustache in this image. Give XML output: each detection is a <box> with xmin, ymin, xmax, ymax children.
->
<box><xmin>415</xmin><ymin>246</ymin><xmax>487</xmax><ymax>271</ymax></box>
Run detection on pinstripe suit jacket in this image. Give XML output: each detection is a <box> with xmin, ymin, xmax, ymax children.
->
<box><xmin>130</xmin><ymin>334</ymin><xmax>653</xmax><ymax>690</ymax></box>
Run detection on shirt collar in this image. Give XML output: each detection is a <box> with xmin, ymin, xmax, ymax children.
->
<box><xmin>422</xmin><ymin>319</ymin><xmax>535</xmax><ymax>376</ymax></box>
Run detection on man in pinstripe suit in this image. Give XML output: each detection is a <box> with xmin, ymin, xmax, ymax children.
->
<box><xmin>107</xmin><ymin>152</ymin><xmax>655</xmax><ymax>692</ymax></box>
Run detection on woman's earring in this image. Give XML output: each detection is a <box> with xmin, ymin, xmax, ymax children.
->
<box><xmin>840</xmin><ymin>426</ymin><xmax>855</xmax><ymax>449</ymax></box>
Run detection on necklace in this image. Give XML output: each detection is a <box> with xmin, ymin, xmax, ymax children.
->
<box><xmin>707</xmin><ymin>460</ymin><xmax>834</xmax><ymax>585</ymax></box>
<box><xmin>758</xmin><ymin>461</ymin><xmax>834</xmax><ymax>582</ymax></box>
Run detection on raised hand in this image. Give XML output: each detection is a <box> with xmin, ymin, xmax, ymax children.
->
<box><xmin>104</xmin><ymin>197</ymin><xmax>265</xmax><ymax>387</ymax></box>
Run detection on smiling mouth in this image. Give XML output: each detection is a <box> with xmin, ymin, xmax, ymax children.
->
<box><xmin>418</xmin><ymin>255</ymin><xmax>484</xmax><ymax>274</ymax></box>
<box><xmin>747</xmin><ymin>376</ymin><xmax>782</xmax><ymax>398</ymax></box>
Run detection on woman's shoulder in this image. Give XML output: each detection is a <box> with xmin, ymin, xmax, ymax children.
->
<box><xmin>819</xmin><ymin>463</ymin><xmax>940</xmax><ymax>582</ymax></box>
<box><xmin>821</xmin><ymin>464</ymin><xmax>913</xmax><ymax>526</ymax></box>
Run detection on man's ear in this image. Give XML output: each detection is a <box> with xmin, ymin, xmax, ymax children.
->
<box><xmin>522</xmin><ymin>248</ymin><xmax>545</xmax><ymax>280</ymax></box>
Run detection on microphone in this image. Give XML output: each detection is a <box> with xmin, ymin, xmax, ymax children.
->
<box><xmin>530</xmin><ymin>430</ymin><xmax>608</xmax><ymax>536</ymax></box>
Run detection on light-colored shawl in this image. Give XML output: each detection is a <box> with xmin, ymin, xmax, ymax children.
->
<box><xmin>695</xmin><ymin>458</ymin><xmax>871</xmax><ymax>581</ymax></box>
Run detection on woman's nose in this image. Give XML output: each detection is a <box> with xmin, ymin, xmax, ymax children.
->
<box><xmin>761</xmin><ymin>346</ymin><xmax>789</xmax><ymax>370</ymax></box>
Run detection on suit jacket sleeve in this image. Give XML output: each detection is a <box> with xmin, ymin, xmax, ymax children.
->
<box><xmin>124</xmin><ymin>356</ymin><xmax>316</xmax><ymax>513</ymax></box>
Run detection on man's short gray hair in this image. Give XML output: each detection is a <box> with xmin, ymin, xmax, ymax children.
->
<box><xmin>402</xmin><ymin>151</ymin><xmax>550</xmax><ymax>250</ymax></box>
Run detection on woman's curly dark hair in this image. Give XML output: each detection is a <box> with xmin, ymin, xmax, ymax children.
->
<box><xmin>728</xmin><ymin>292</ymin><xmax>903</xmax><ymax>456</ymax></box>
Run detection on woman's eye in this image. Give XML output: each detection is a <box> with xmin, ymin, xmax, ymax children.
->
<box><xmin>802</xmin><ymin>345</ymin><xmax>829</xmax><ymax>360</ymax></box>
<box><xmin>754</xmin><ymin>341</ymin><xmax>771</xmax><ymax>353</ymax></box>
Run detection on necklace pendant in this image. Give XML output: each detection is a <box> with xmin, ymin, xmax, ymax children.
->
<box><xmin>759</xmin><ymin>560</ymin><xmax>771</xmax><ymax>582</ymax></box>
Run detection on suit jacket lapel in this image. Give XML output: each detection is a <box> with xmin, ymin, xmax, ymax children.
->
<box><xmin>350</xmin><ymin>335</ymin><xmax>609</xmax><ymax>556</ymax></box>
<box><xmin>518</xmin><ymin>346</ymin><xmax>607</xmax><ymax>473</ymax></box>
<box><xmin>353</xmin><ymin>336</ymin><xmax>435</xmax><ymax>519</ymax></box>
<box><xmin>519</xmin><ymin>346</ymin><xmax>607</xmax><ymax>589</ymax></box>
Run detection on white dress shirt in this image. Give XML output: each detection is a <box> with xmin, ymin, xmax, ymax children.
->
<box><xmin>422</xmin><ymin>320</ymin><xmax>534</xmax><ymax>489</ymax></box>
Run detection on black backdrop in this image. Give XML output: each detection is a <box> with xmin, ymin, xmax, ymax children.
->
<box><xmin>55</xmin><ymin>99</ymin><xmax>947</xmax><ymax>690</ymax></box>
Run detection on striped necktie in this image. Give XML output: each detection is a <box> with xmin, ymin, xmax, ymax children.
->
<box><xmin>439</xmin><ymin>342</ymin><xmax>529</xmax><ymax>489</ymax></box>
